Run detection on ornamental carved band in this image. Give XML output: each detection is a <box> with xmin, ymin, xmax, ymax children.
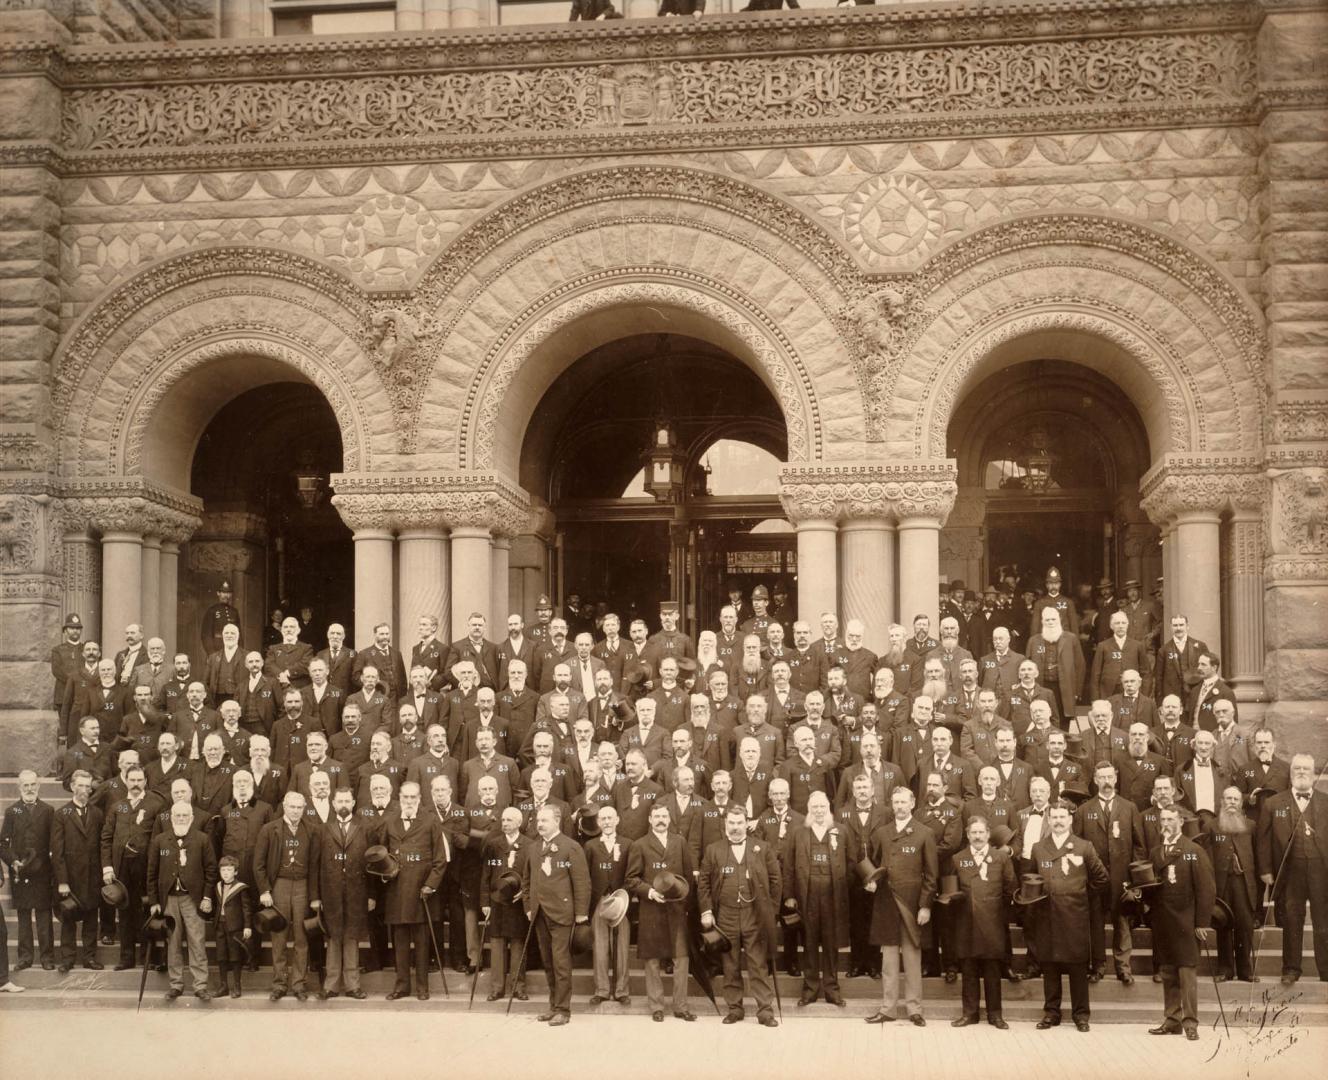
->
<box><xmin>779</xmin><ymin>464</ymin><xmax>957</xmax><ymax>525</ymax></box>
<box><xmin>61</xmin><ymin>34</ymin><xmax>1254</xmax><ymax>158</ymax></box>
<box><xmin>331</xmin><ymin>473</ymin><xmax>531</xmax><ymax>537</ymax></box>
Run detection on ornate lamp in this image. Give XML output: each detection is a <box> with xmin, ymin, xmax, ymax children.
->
<box><xmin>292</xmin><ymin>451</ymin><xmax>325</xmax><ymax>510</ymax></box>
<box><xmin>647</xmin><ymin>418</ymin><xmax>686</xmax><ymax>503</ymax></box>
<box><xmin>1023</xmin><ymin>429</ymin><xmax>1053</xmax><ymax>493</ymax></box>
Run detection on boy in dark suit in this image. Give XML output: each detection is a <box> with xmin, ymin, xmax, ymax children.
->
<box><xmin>213</xmin><ymin>854</ymin><xmax>254</xmax><ymax>997</ymax></box>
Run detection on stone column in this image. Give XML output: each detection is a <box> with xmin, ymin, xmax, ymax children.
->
<box><xmin>1224</xmin><ymin>507</ymin><xmax>1265</xmax><ymax>702</ymax></box>
<box><xmin>396</xmin><ymin>0</ymin><xmax>425</xmax><ymax>29</ymax></box>
<box><xmin>141</xmin><ymin>535</ymin><xmax>162</xmax><ymax>638</ymax></box>
<box><xmin>1173</xmin><ymin>511</ymin><xmax>1222</xmax><ymax>649</ymax></box>
<box><xmin>351</xmin><ymin>529</ymin><xmax>395</xmax><ymax>650</ymax></box>
<box><xmin>839</xmin><ymin>517</ymin><xmax>895</xmax><ymax>653</ymax></box>
<box><xmin>450</xmin><ymin>527</ymin><xmax>493</xmax><ymax>637</ymax></box>
<box><xmin>423</xmin><ymin>0</ymin><xmax>451</xmax><ymax>29</ymax></box>
<box><xmin>101</xmin><ymin>531</ymin><xmax>144</xmax><ymax>644</ymax></box>
<box><xmin>397</xmin><ymin>524</ymin><xmax>449</xmax><ymax>654</ymax></box>
<box><xmin>62</xmin><ymin>529</ymin><xmax>102</xmax><ymax>645</ymax></box>
<box><xmin>491</xmin><ymin>534</ymin><xmax>512</xmax><ymax>625</ymax></box>
<box><xmin>160</xmin><ymin>540</ymin><xmax>181</xmax><ymax>659</ymax></box>
<box><xmin>451</xmin><ymin>0</ymin><xmax>481</xmax><ymax>27</ymax></box>
<box><xmin>898</xmin><ymin>517</ymin><xmax>943</xmax><ymax>631</ymax></box>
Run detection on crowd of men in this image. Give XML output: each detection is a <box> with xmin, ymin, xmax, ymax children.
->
<box><xmin>3</xmin><ymin>571</ymin><xmax>1324</xmax><ymax>1035</ymax></box>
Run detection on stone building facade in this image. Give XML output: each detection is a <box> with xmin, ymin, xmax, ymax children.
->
<box><xmin>0</xmin><ymin>0</ymin><xmax>1324</xmax><ymax>772</ymax></box>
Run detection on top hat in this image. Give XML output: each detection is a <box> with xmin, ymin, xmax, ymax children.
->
<box><xmin>779</xmin><ymin>906</ymin><xmax>801</xmax><ymax>929</ymax></box>
<box><xmin>989</xmin><ymin>824</ymin><xmax>1015</xmax><ymax>849</ymax></box>
<box><xmin>365</xmin><ymin>845</ymin><xmax>400</xmax><ymax>881</ymax></box>
<box><xmin>570</xmin><ymin>922</ymin><xmax>594</xmax><ymax>953</ymax></box>
<box><xmin>675</xmin><ymin>657</ymin><xmax>698</xmax><ymax>675</ymax></box>
<box><xmin>63</xmin><ymin>613</ymin><xmax>83</xmax><ymax>629</ymax></box>
<box><xmin>1045</xmin><ymin>567</ymin><xmax>1062</xmax><ymax>582</ymax></box>
<box><xmin>493</xmin><ymin>868</ymin><xmax>523</xmax><ymax>905</ymax></box>
<box><xmin>963</xmin><ymin>590</ymin><xmax>977</xmax><ymax>603</ymax></box>
<box><xmin>699</xmin><ymin>925</ymin><xmax>732</xmax><ymax>955</ymax></box>
<box><xmin>101</xmin><ymin>877</ymin><xmax>130</xmax><ymax>911</ymax></box>
<box><xmin>1014</xmin><ymin>874</ymin><xmax>1047</xmax><ymax>905</ymax></box>
<box><xmin>58</xmin><ymin>894</ymin><xmax>86</xmax><ymax>917</ymax></box>
<box><xmin>624</xmin><ymin>667</ymin><xmax>647</xmax><ymax>687</ymax></box>
<box><xmin>1059</xmin><ymin>782</ymin><xmax>1092</xmax><ymax>806</ymax></box>
<box><xmin>1122</xmin><ymin>579</ymin><xmax>1141</xmax><ymax>590</ymax></box>
<box><xmin>595</xmin><ymin>888</ymin><xmax>629</xmax><ymax>928</ymax></box>
<box><xmin>255</xmin><ymin>907</ymin><xmax>288</xmax><ymax>934</ymax></box>
<box><xmin>856</xmin><ymin>857</ymin><xmax>888</xmax><ymax>887</ymax></box>
<box><xmin>1211</xmin><ymin>896</ymin><xmax>1234</xmax><ymax>932</ymax></box>
<box><xmin>1064</xmin><ymin>733</ymin><xmax>1086</xmax><ymax>758</ymax></box>
<box><xmin>652</xmin><ymin>871</ymin><xmax>690</xmax><ymax>902</ymax></box>
<box><xmin>935</xmin><ymin>873</ymin><xmax>963</xmax><ymax>904</ymax></box>
<box><xmin>143</xmin><ymin>911</ymin><xmax>176</xmax><ymax>940</ymax></box>
<box><xmin>751</xmin><ymin>585</ymin><xmax>769</xmax><ymax>600</ymax></box>
<box><xmin>1127</xmin><ymin>861</ymin><xmax>1160</xmax><ymax>889</ymax></box>
<box><xmin>302</xmin><ymin>911</ymin><xmax>325</xmax><ymax>939</ymax></box>
<box><xmin>575</xmin><ymin>804</ymin><xmax>602</xmax><ymax>839</ymax></box>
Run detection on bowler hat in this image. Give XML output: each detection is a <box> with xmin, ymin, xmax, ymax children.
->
<box><xmin>935</xmin><ymin>874</ymin><xmax>963</xmax><ymax>904</ymax></box>
<box><xmin>143</xmin><ymin>912</ymin><xmax>176</xmax><ymax>940</ymax></box>
<box><xmin>302</xmin><ymin>911</ymin><xmax>325</xmax><ymax>939</ymax></box>
<box><xmin>1059</xmin><ymin>782</ymin><xmax>1092</xmax><ymax>806</ymax></box>
<box><xmin>595</xmin><ymin>888</ymin><xmax>629</xmax><ymax>928</ymax></box>
<box><xmin>255</xmin><ymin>907</ymin><xmax>288</xmax><ymax>934</ymax></box>
<box><xmin>1211</xmin><ymin>897</ymin><xmax>1234</xmax><ymax>932</ymax></box>
<box><xmin>699</xmin><ymin>926</ymin><xmax>731</xmax><ymax>955</ymax></box>
<box><xmin>571</xmin><ymin>922</ymin><xmax>594</xmax><ymax>953</ymax></box>
<box><xmin>365</xmin><ymin>844</ymin><xmax>400</xmax><ymax>881</ymax></box>
<box><xmin>58</xmin><ymin>894</ymin><xmax>86</xmax><ymax>918</ymax></box>
<box><xmin>1127</xmin><ymin>861</ymin><xmax>1160</xmax><ymax>889</ymax></box>
<box><xmin>949</xmin><ymin>579</ymin><xmax>966</xmax><ymax>592</ymax></box>
<box><xmin>101</xmin><ymin>877</ymin><xmax>130</xmax><ymax>911</ymax></box>
<box><xmin>576</xmin><ymin>804</ymin><xmax>602</xmax><ymax>839</ymax></box>
<box><xmin>1014</xmin><ymin>874</ymin><xmax>1047</xmax><ymax>905</ymax></box>
<box><xmin>989</xmin><ymin>824</ymin><xmax>1015</xmax><ymax>849</ymax></box>
<box><xmin>652</xmin><ymin>871</ymin><xmax>689</xmax><ymax>902</ymax></box>
<box><xmin>493</xmin><ymin>868</ymin><xmax>523</xmax><ymax>905</ymax></box>
<box><xmin>856</xmin><ymin>856</ymin><xmax>888</xmax><ymax>887</ymax></box>
<box><xmin>675</xmin><ymin>657</ymin><xmax>698</xmax><ymax>675</ymax></box>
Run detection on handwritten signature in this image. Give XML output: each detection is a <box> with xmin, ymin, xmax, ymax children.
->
<box><xmin>1204</xmin><ymin>989</ymin><xmax>1304</xmax><ymax>1073</ymax></box>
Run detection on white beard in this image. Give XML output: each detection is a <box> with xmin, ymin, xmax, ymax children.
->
<box><xmin>1041</xmin><ymin>624</ymin><xmax>1063</xmax><ymax>644</ymax></box>
<box><xmin>921</xmin><ymin>678</ymin><xmax>948</xmax><ymax>703</ymax></box>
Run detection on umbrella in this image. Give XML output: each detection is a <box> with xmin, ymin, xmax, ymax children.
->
<box><xmin>468</xmin><ymin>915</ymin><xmax>490</xmax><ymax>1009</ymax></box>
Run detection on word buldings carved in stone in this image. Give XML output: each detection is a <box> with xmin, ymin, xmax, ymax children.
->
<box><xmin>62</xmin><ymin>36</ymin><xmax>1255</xmax><ymax>153</ymax></box>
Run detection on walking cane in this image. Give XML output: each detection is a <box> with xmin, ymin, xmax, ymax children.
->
<box><xmin>468</xmin><ymin>915</ymin><xmax>490</xmax><ymax>1009</ymax></box>
<box><xmin>507</xmin><ymin>915</ymin><xmax>538</xmax><ymax>1016</ymax></box>
<box><xmin>1201</xmin><ymin>933</ymin><xmax>1230</xmax><ymax>1037</ymax></box>
<box><xmin>421</xmin><ymin>890</ymin><xmax>450</xmax><ymax>998</ymax></box>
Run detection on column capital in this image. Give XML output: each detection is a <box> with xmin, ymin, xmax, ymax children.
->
<box><xmin>58</xmin><ymin>480</ymin><xmax>202</xmax><ymax>541</ymax></box>
<box><xmin>779</xmin><ymin>461</ymin><xmax>957</xmax><ymax>525</ymax></box>
<box><xmin>332</xmin><ymin>472</ymin><xmax>532</xmax><ymax>537</ymax></box>
<box><xmin>1138</xmin><ymin>453</ymin><xmax>1264</xmax><ymax>524</ymax></box>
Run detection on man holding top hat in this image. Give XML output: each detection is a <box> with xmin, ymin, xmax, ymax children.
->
<box><xmin>788</xmin><ymin>790</ymin><xmax>850</xmax><ymax>1006</ymax></box>
<box><xmin>1203</xmin><ymin>786</ymin><xmax>1258</xmax><ymax>983</ymax></box>
<box><xmin>864</xmin><ymin>786</ymin><xmax>938</xmax><ymax>1026</ymax></box>
<box><xmin>148</xmin><ymin>802</ymin><xmax>218</xmax><ymax>1000</ymax></box>
<box><xmin>1074</xmin><ymin>761</ymin><xmax>1145</xmax><ymax>985</ymax></box>
<box><xmin>585</xmin><ymin>804</ymin><xmax>631</xmax><ymax>1006</ymax></box>
<box><xmin>699</xmin><ymin>803</ymin><xmax>782</xmax><ymax>1027</ymax></box>
<box><xmin>522</xmin><ymin>803</ymin><xmax>591</xmax><ymax>1025</ymax></box>
<box><xmin>947</xmin><ymin>815</ymin><xmax>1016</xmax><ymax>1028</ymax></box>
<box><xmin>308</xmin><ymin>787</ymin><xmax>373</xmax><ymax>1000</ymax></box>
<box><xmin>481</xmin><ymin>805</ymin><xmax>532</xmax><ymax>1001</ymax></box>
<box><xmin>1028</xmin><ymin>799</ymin><xmax>1109</xmax><ymax>1031</ymax></box>
<box><xmin>1136</xmin><ymin>804</ymin><xmax>1216</xmax><ymax>1038</ymax></box>
<box><xmin>376</xmin><ymin>780</ymin><xmax>448</xmax><ymax>1001</ymax></box>
<box><xmin>627</xmin><ymin>801</ymin><xmax>697</xmax><ymax>1022</ymax></box>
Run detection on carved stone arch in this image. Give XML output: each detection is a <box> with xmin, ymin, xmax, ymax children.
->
<box><xmin>49</xmin><ymin>246</ymin><xmax>399</xmax><ymax>483</ymax></box>
<box><xmin>120</xmin><ymin>332</ymin><xmax>373</xmax><ymax>481</ymax></box>
<box><xmin>460</xmin><ymin>272</ymin><xmax>822</xmax><ymax>474</ymax></box>
<box><xmin>895</xmin><ymin>212</ymin><xmax>1267</xmax><ymax>460</ymax></box>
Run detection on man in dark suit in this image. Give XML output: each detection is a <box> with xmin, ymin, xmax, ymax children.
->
<box><xmin>63</xmin><ymin>716</ymin><xmax>112</xmax><ymax>789</ymax></box>
<box><xmin>626</xmin><ymin>802</ymin><xmax>697</xmax><ymax>1022</ymax></box>
<box><xmin>50</xmin><ymin>612</ymin><xmax>84</xmax><ymax>712</ymax></box>
<box><xmin>74</xmin><ymin>659</ymin><xmax>132</xmax><ymax>746</ymax></box>
<box><xmin>316</xmin><ymin>623</ymin><xmax>357</xmax><ymax>696</ymax></box>
<box><xmin>699</xmin><ymin>803</ymin><xmax>782</xmax><ymax>1027</ymax></box>
<box><xmin>1109</xmin><ymin>669</ymin><xmax>1156</xmax><ymax>731</ymax></box>
<box><xmin>410</xmin><ymin>615</ymin><xmax>448</xmax><ymax>693</ymax></box>
<box><xmin>233</xmin><ymin>651</ymin><xmax>280</xmax><ymax>739</ymax></box>
<box><xmin>148</xmin><ymin>802</ymin><xmax>218</xmax><ymax>999</ymax></box>
<box><xmin>1204</xmin><ymin>786</ymin><xmax>1258</xmax><ymax>982</ymax></box>
<box><xmin>1114</xmin><ymin>723</ymin><xmax>1172</xmax><ymax>810</ymax></box>
<box><xmin>254</xmin><ymin>791</ymin><xmax>321</xmax><ymax>1000</ymax></box>
<box><xmin>1185</xmin><ymin>651</ymin><xmax>1238</xmax><ymax>733</ymax></box>
<box><xmin>1234</xmin><ymin>727</ymin><xmax>1290</xmax><ymax>820</ymax></box>
<box><xmin>1155</xmin><ymin>616</ymin><xmax>1207</xmax><ymax>703</ymax></box>
<box><xmin>1256</xmin><ymin>754</ymin><xmax>1328</xmax><ymax>985</ymax></box>
<box><xmin>789</xmin><ymin>791</ymin><xmax>851</xmax><ymax>1006</ymax></box>
<box><xmin>1025</xmin><ymin>609</ymin><xmax>1085</xmax><ymax>730</ymax></box>
<box><xmin>1141</xmin><ymin>805</ymin><xmax>1216</xmax><ymax>1039</ymax></box>
<box><xmin>837</xmin><ymin>770</ymin><xmax>886</xmax><ymax>977</ymax></box>
<box><xmin>51</xmin><ymin>769</ymin><xmax>105</xmax><ymax>972</ymax></box>
<box><xmin>446</xmin><ymin>613</ymin><xmax>500</xmax><ymax>691</ymax></box>
<box><xmin>204</xmin><ymin>622</ymin><xmax>246</xmax><ymax>704</ymax></box>
<box><xmin>60</xmin><ymin>640</ymin><xmax>102</xmax><ymax>743</ymax></box>
<box><xmin>1</xmin><ymin>770</ymin><xmax>56</xmax><ymax>970</ymax></box>
<box><xmin>522</xmin><ymin>804</ymin><xmax>590</xmax><ymax>1025</ymax></box>
<box><xmin>354</xmin><ymin>622</ymin><xmax>409</xmax><ymax>707</ymax></box>
<box><xmin>375</xmin><ymin>780</ymin><xmax>448</xmax><ymax>1000</ymax></box>
<box><xmin>1174</xmin><ymin>729</ymin><xmax>1227</xmax><ymax>825</ymax></box>
<box><xmin>113</xmin><ymin>624</ymin><xmax>146</xmax><ymax>687</ymax></box>
<box><xmin>99</xmin><ymin>763</ymin><xmax>163</xmax><ymax>970</ymax></box>
<box><xmin>265</xmin><ymin>616</ymin><xmax>315</xmax><ymax>692</ymax></box>
<box><xmin>302</xmin><ymin>658</ymin><xmax>344</xmax><ymax>737</ymax></box>
<box><xmin>1089</xmin><ymin>612</ymin><xmax>1146</xmax><ymax>702</ymax></box>
<box><xmin>1075</xmin><ymin>762</ymin><xmax>1145</xmax><ymax>983</ymax></box>
<box><xmin>950</xmin><ymin>815</ymin><xmax>1017</xmax><ymax>1028</ymax></box>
